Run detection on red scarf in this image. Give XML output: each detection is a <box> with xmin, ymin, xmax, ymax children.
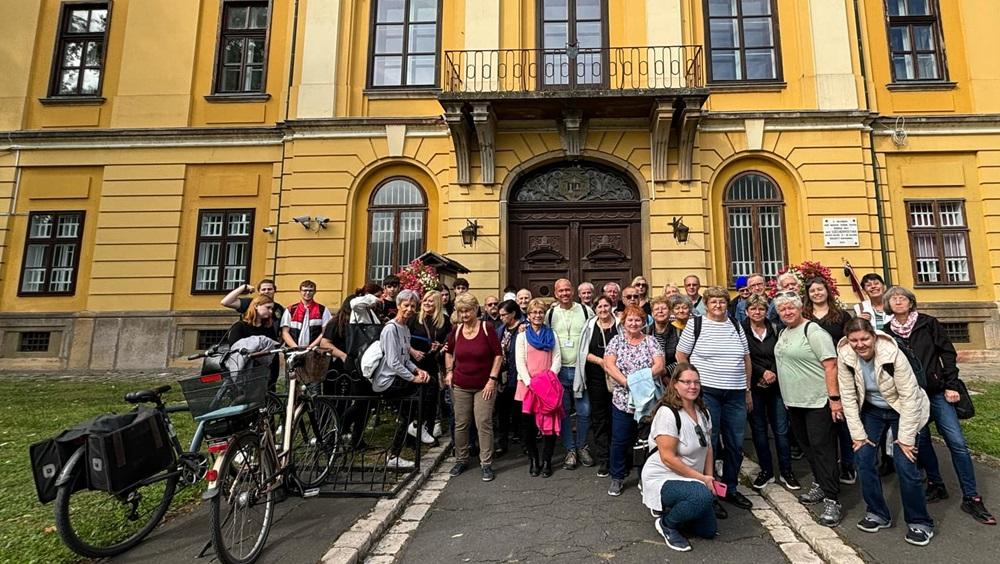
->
<box><xmin>290</xmin><ymin>301</ymin><xmax>321</xmax><ymax>323</ymax></box>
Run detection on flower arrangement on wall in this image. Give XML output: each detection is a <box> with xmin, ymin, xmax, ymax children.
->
<box><xmin>396</xmin><ymin>259</ymin><xmax>439</xmax><ymax>296</ymax></box>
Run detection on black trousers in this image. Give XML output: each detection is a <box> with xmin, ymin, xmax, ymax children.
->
<box><xmin>585</xmin><ymin>371</ymin><xmax>612</xmax><ymax>465</ymax></box>
<box><xmin>495</xmin><ymin>385</ymin><xmax>520</xmax><ymax>444</ymax></box>
<box><xmin>380</xmin><ymin>378</ymin><xmax>434</xmax><ymax>456</ymax></box>
<box><xmin>788</xmin><ymin>404</ymin><xmax>840</xmax><ymax>500</ymax></box>
<box><xmin>522</xmin><ymin>412</ymin><xmax>556</xmax><ymax>465</ymax></box>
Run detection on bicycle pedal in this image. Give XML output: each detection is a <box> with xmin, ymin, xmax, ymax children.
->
<box><xmin>303</xmin><ymin>487</ymin><xmax>320</xmax><ymax>498</ymax></box>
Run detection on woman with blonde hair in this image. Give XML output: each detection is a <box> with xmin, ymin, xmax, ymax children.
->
<box><xmin>632</xmin><ymin>275</ymin><xmax>652</xmax><ymax>315</ymax></box>
<box><xmin>662</xmin><ymin>283</ymin><xmax>680</xmax><ymax>300</ymax></box>
<box><xmin>407</xmin><ymin>289</ymin><xmax>449</xmax><ymax>445</ymax></box>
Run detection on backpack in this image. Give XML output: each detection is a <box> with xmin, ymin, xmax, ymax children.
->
<box><xmin>846</xmin><ymin>335</ymin><xmax>927</xmax><ymax>389</ymax></box>
<box><xmin>360</xmin><ymin>324</ymin><xmax>398</xmax><ymax>382</ymax></box>
<box><xmin>546</xmin><ymin>303</ymin><xmax>593</xmax><ymax>327</ymax></box>
<box><xmin>641</xmin><ymin>405</ymin><xmax>711</xmax><ymax>462</ymax></box>
<box><xmin>690</xmin><ymin>314</ymin><xmax>744</xmax><ymax>352</ymax></box>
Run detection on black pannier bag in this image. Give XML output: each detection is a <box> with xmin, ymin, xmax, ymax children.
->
<box><xmin>344</xmin><ymin>323</ymin><xmax>383</xmax><ymax>375</ymax></box>
<box><xmin>87</xmin><ymin>406</ymin><xmax>175</xmax><ymax>493</ymax></box>
<box><xmin>29</xmin><ymin>424</ymin><xmax>92</xmax><ymax>504</ymax></box>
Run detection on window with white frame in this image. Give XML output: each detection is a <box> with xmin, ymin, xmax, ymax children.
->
<box><xmin>193</xmin><ymin>209</ymin><xmax>254</xmax><ymax>293</ymax></box>
<box><xmin>19</xmin><ymin>211</ymin><xmax>85</xmax><ymax>296</ymax></box>
<box><xmin>723</xmin><ymin>172</ymin><xmax>786</xmax><ymax>285</ymax></box>
<box><xmin>906</xmin><ymin>200</ymin><xmax>973</xmax><ymax>285</ymax></box>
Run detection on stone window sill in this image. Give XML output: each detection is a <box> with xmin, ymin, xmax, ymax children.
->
<box><xmin>39</xmin><ymin>96</ymin><xmax>106</xmax><ymax>106</ymax></box>
<box><xmin>204</xmin><ymin>93</ymin><xmax>271</xmax><ymax>103</ymax></box>
<box><xmin>886</xmin><ymin>81</ymin><xmax>957</xmax><ymax>92</ymax></box>
<box><xmin>709</xmin><ymin>81</ymin><xmax>787</xmax><ymax>93</ymax></box>
<box><xmin>364</xmin><ymin>88</ymin><xmax>442</xmax><ymax>100</ymax></box>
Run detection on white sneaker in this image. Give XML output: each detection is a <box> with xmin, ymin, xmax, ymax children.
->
<box><xmin>432</xmin><ymin>421</ymin><xmax>444</xmax><ymax>438</ymax></box>
<box><xmin>408</xmin><ymin>422</ymin><xmax>435</xmax><ymax>445</ymax></box>
<box><xmin>386</xmin><ymin>455</ymin><xmax>415</xmax><ymax>471</ymax></box>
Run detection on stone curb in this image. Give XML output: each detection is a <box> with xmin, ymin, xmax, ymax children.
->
<box><xmin>740</xmin><ymin>458</ymin><xmax>864</xmax><ymax>564</ymax></box>
<box><xmin>319</xmin><ymin>442</ymin><xmax>452</xmax><ymax>564</ymax></box>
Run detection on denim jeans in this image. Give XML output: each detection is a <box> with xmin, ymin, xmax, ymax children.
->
<box><xmin>660</xmin><ymin>479</ymin><xmax>718</xmax><ymax>538</ymax></box>
<box><xmin>837</xmin><ymin>421</ymin><xmax>855</xmax><ymax>469</ymax></box>
<box><xmin>749</xmin><ymin>387</ymin><xmax>792</xmax><ymax>477</ymax></box>
<box><xmin>917</xmin><ymin>391</ymin><xmax>979</xmax><ymax>498</ymax></box>
<box><xmin>559</xmin><ymin>367</ymin><xmax>591</xmax><ymax>452</ymax></box>
<box><xmin>856</xmin><ymin>404</ymin><xmax>933</xmax><ymax>530</ymax></box>
<box><xmin>702</xmin><ymin>386</ymin><xmax>747</xmax><ymax>490</ymax></box>
<box><xmin>610</xmin><ymin>405</ymin><xmax>637</xmax><ymax>480</ymax></box>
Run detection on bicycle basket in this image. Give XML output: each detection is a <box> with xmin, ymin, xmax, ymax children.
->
<box><xmin>179</xmin><ymin>365</ymin><xmax>270</xmax><ymax>420</ymax></box>
<box><xmin>291</xmin><ymin>349</ymin><xmax>330</xmax><ymax>385</ymax></box>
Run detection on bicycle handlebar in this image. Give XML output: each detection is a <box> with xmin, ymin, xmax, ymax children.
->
<box><xmin>187</xmin><ymin>345</ymin><xmax>333</xmax><ymax>362</ymax></box>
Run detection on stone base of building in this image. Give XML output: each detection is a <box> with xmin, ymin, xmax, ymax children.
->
<box><xmin>1</xmin><ymin>302</ymin><xmax>997</xmax><ymax>370</ymax></box>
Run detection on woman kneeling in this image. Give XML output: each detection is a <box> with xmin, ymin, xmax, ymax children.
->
<box><xmin>642</xmin><ymin>363</ymin><xmax>719</xmax><ymax>552</ymax></box>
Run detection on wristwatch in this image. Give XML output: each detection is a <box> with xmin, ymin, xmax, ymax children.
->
<box><xmin>828</xmin><ymin>395</ymin><xmax>841</xmax><ymax>402</ymax></box>
<box><xmin>489</xmin><ymin>375</ymin><xmax>499</xmax><ymax>382</ymax></box>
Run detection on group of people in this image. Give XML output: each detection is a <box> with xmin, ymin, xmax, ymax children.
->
<box><xmin>215</xmin><ymin>270</ymin><xmax>995</xmax><ymax>553</ymax></box>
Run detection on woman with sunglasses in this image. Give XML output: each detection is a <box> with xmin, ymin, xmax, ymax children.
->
<box><xmin>631</xmin><ymin>275</ymin><xmax>652</xmax><ymax>315</ymax></box>
<box><xmin>643</xmin><ymin>363</ymin><xmax>718</xmax><ymax>552</ymax></box>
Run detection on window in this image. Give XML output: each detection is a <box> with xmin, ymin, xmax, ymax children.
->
<box><xmin>193</xmin><ymin>209</ymin><xmax>254</xmax><ymax>293</ymax></box>
<box><xmin>906</xmin><ymin>200</ymin><xmax>972</xmax><ymax>285</ymax></box>
<box><xmin>539</xmin><ymin>0</ymin><xmax>608</xmax><ymax>88</ymax></box>
<box><xmin>941</xmin><ymin>322</ymin><xmax>970</xmax><ymax>344</ymax></box>
<box><xmin>214</xmin><ymin>1</ymin><xmax>271</xmax><ymax>94</ymax></box>
<box><xmin>19</xmin><ymin>332</ymin><xmax>52</xmax><ymax>353</ymax></box>
<box><xmin>19</xmin><ymin>211</ymin><xmax>85</xmax><ymax>296</ymax></box>
<box><xmin>723</xmin><ymin>173</ymin><xmax>786</xmax><ymax>284</ymax></box>
<box><xmin>368</xmin><ymin>0</ymin><xmax>440</xmax><ymax>87</ymax></box>
<box><xmin>49</xmin><ymin>2</ymin><xmax>110</xmax><ymax>97</ymax></box>
<box><xmin>367</xmin><ymin>178</ymin><xmax>427</xmax><ymax>281</ymax></box>
<box><xmin>704</xmin><ymin>0</ymin><xmax>781</xmax><ymax>82</ymax></box>
<box><xmin>885</xmin><ymin>0</ymin><xmax>946</xmax><ymax>81</ymax></box>
<box><xmin>197</xmin><ymin>329</ymin><xmax>230</xmax><ymax>350</ymax></box>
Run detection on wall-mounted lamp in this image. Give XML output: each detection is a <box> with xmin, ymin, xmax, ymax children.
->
<box><xmin>314</xmin><ymin>216</ymin><xmax>330</xmax><ymax>229</ymax></box>
<box><xmin>461</xmin><ymin>219</ymin><xmax>481</xmax><ymax>247</ymax></box>
<box><xmin>291</xmin><ymin>215</ymin><xmax>312</xmax><ymax>230</ymax></box>
<box><xmin>261</xmin><ymin>226</ymin><xmax>275</xmax><ymax>234</ymax></box>
<box><xmin>671</xmin><ymin>216</ymin><xmax>690</xmax><ymax>244</ymax></box>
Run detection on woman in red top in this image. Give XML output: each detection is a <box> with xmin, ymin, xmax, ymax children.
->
<box><xmin>445</xmin><ymin>293</ymin><xmax>503</xmax><ymax>482</ymax></box>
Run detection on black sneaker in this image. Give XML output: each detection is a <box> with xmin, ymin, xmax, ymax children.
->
<box><xmin>724</xmin><ymin>489</ymin><xmax>753</xmax><ymax>510</ymax></box>
<box><xmin>449</xmin><ymin>462</ymin><xmax>468</xmax><ymax>477</ymax></box>
<box><xmin>925</xmin><ymin>482</ymin><xmax>949</xmax><ymax>503</ymax></box>
<box><xmin>878</xmin><ymin>456</ymin><xmax>895</xmax><ymax>476</ymax></box>
<box><xmin>713</xmin><ymin>499</ymin><xmax>729</xmax><ymax>519</ymax></box>
<box><xmin>481</xmin><ymin>465</ymin><xmax>495</xmax><ymax>482</ymax></box>
<box><xmin>779</xmin><ymin>473</ymin><xmax>801</xmax><ymax>491</ymax></box>
<box><xmin>840</xmin><ymin>466</ymin><xmax>857</xmax><ymax>485</ymax></box>
<box><xmin>596</xmin><ymin>462</ymin><xmax>610</xmax><ymax>477</ymax></box>
<box><xmin>752</xmin><ymin>471</ymin><xmax>775</xmax><ymax>491</ymax></box>
<box><xmin>790</xmin><ymin>445</ymin><xmax>805</xmax><ymax>460</ymax></box>
<box><xmin>962</xmin><ymin>496</ymin><xmax>997</xmax><ymax>525</ymax></box>
<box><xmin>857</xmin><ymin>514</ymin><xmax>892</xmax><ymax>533</ymax></box>
<box><xmin>905</xmin><ymin>526</ymin><xmax>934</xmax><ymax>546</ymax></box>
<box><xmin>655</xmin><ymin>519</ymin><xmax>692</xmax><ymax>552</ymax></box>
<box><xmin>798</xmin><ymin>482</ymin><xmax>825</xmax><ymax>505</ymax></box>
<box><xmin>608</xmin><ymin>478</ymin><xmax>625</xmax><ymax>496</ymax></box>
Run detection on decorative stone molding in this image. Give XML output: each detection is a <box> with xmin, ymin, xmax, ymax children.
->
<box><xmin>559</xmin><ymin>109</ymin><xmax>586</xmax><ymax>157</ymax></box>
<box><xmin>513</xmin><ymin>164</ymin><xmax>636</xmax><ymax>202</ymax></box>
<box><xmin>678</xmin><ymin>107</ymin><xmax>701</xmax><ymax>183</ymax></box>
<box><xmin>471</xmin><ymin>102</ymin><xmax>496</xmax><ymax>185</ymax></box>
<box><xmin>649</xmin><ymin>100</ymin><xmax>673</xmax><ymax>183</ymax></box>
<box><xmin>443</xmin><ymin>103</ymin><xmax>471</xmax><ymax>185</ymax></box>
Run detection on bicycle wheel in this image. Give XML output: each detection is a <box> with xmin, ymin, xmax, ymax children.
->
<box><xmin>210</xmin><ymin>431</ymin><xmax>274</xmax><ymax>564</ymax></box>
<box><xmin>290</xmin><ymin>397</ymin><xmax>340</xmax><ymax>488</ymax></box>
<box><xmin>54</xmin><ymin>452</ymin><xmax>177</xmax><ymax>558</ymax></box>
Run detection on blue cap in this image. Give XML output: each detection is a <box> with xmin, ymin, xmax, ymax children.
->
<box><xmin>735</xmin><ymin>276</ymin><xmax>749</xmax><ymax>289</ymax></box>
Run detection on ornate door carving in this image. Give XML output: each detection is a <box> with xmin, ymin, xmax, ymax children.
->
<box><xmin>508</xmin><ymin>162</ymin><xmax>641</xmax><ymax>296</ymax></box>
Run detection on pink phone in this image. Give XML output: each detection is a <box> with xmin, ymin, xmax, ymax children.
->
<box><xmin>713</xmin><ymin>481</ymin><xmax>728</xmax><ymax>497</ymax></box>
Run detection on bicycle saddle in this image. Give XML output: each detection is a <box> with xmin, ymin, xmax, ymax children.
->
<box><xmin>124</xmin><ymin>385</ymin><xmax>172</xmax><ymax>404</ymax></box>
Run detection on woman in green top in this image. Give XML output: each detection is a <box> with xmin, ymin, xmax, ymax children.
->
<box><xmin>773</xmin><ymin>292</ymin><xmax>844</xmax><ymax>528</ymax></box>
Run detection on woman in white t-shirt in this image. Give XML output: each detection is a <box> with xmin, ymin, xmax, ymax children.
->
<box><xmin>641</xmin><ymin>363</ymin><xmax>718</xmax><ymax>553</ymax></box>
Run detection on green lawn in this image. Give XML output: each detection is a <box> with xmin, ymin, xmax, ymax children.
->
<box><xmin>961</xmin><ymin>381</ymin><xmax>1000</xmax><ymax>460</ymax></box>
<box><xmin>0</xmin><ymin>374</ymin><xmax>200</xmax><ymax>564</ymax></box>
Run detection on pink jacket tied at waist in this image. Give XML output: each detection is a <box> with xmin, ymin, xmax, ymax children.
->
<box><xmin>523</xmin><ymin>369</ymin><xmax>564</xmax><ymax>436</ymax></box>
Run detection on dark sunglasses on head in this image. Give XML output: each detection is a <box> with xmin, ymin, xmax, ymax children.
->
<box><xmin>694</xmin><ymin>424</ymin><xmax>708</xmax><ymax>448</ymax></box>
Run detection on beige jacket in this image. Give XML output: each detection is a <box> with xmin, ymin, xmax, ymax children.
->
<box><xmin>836</xmin><ymin>331</ymin><xmax>929</xmax><ymax>446</ymax></box>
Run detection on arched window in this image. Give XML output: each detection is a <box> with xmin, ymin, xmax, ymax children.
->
<box><xmin>367</xmin><ymin>178</ymin><xmax>427</xmax><ymax>282</ymax></box>
<box><xmin>723</xmin><ymin>172</ymin><xmax>787</xmax><ymax>284</ymax></box>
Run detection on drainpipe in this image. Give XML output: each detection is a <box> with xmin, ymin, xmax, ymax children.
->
<box><xmin>853</xmin><ymin>0</ymin><xmax>892</xmax><ymax>286</ymax></box>
<box><xmin>272</xmin><ymin>0</ymin><xmax>302</xmax><ymax>281</ymax></box>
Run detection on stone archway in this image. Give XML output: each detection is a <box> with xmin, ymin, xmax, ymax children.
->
<box><xmin>507</xmin><ymin>161</ymin><xmax>642</xmax><ymax>297</ymax></box>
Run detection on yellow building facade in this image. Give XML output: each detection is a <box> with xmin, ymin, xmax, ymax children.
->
<box><xmin>1</xmin><ymin>0</ymin><xmax>998</xmax><ymax>369</ymax></box>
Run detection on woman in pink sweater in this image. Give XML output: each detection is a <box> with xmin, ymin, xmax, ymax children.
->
<box><xmin>515</xmin><ymin>298</ymin><xmax>563</xmax><ymax>477</ymax></box>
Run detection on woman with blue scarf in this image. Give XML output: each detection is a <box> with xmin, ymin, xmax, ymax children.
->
<box><xmin>515</xmin><ymin>298</ymin><xmax>563</xmax><ymax>477</ymax></box>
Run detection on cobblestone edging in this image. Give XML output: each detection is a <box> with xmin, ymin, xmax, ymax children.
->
<box><xmin>740</xmin><ymin>458</ymin><xmax>864</xmax><ymax>564</ymax></box>
<box><xmin>320</xmin><ymin>442</ymin><xmax>452</xmax><ymax>564</ymax></box>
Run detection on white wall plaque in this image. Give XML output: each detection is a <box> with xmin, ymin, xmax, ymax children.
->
<box><xmin>823</xmin><ymin>217</ymin><xmax>859</xmax><ymax>247</ymax></box>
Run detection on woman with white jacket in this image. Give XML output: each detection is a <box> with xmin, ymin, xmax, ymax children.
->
<box><xmin>837</xmin><ymin>317</ymin><xmax>933</xmax><ymax>546</ymax></box>
<box><xmin>515</xmin><ymin>298</ymin><xmax>562</xmax><ymax>477</ymax></box>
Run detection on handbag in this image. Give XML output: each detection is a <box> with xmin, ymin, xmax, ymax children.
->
<box><xmin>952</xmin><ymin>378</ymin><xmax>975</xmax><ymax>420</ymax></box>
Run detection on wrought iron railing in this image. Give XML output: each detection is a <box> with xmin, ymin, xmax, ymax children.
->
<box><xmin>443</xmin><ymin>45</ymin><xmax>704</xmax><ymax>94</ymax></box>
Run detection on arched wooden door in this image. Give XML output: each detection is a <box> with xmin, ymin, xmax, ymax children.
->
<box><xmin>508</xmin><ymin>162</ymin><xmax>642</xmax><ymax>297</ymax></box>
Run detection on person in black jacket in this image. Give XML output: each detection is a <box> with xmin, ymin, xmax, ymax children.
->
<box><xmin>226</xmin><ymin>294</ymin><xmax>279</xmax><ymax>345</ymax></box>
<box><xmin>883</xmin><ymin>286</ymin><xmax>995</xmax><ymax>525</ymax></box>
<box><xmin>743</xmin><ymin>294</ymin><xmax>799</xmax><ymax>492</ymax></box>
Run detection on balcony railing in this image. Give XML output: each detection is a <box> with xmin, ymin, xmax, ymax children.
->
<box><xmin>443</xmin><ymin>45</ymin><xmax>704</xmax><ymax>95</ymax></box>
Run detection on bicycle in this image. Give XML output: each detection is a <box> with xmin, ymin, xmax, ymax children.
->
<box><xmin>207</xmin><ymin>346</ymin><xmax>340</xmax><ymax>564</ymax></box>
<box><xmin>50</xmin><ymin>348</ymin><xmax>278</xmax><ymax>558</ymax></box>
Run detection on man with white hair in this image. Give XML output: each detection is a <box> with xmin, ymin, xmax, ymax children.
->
<box><xmin>603</xmin><ymin>281</ymin><xmax>623</xmax><ymax>312</ymax></box>
<box><xmin>768</xmin><ymin>272</ymin><xmax>800</xmax><ymax>328</ymax></box>
<box><xmin>577</xmin><ymin>282</ymin><xmax>595</xmax><ymax>309</ymax></box>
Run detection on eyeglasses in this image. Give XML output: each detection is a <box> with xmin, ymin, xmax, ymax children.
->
<box><xmin>623</xmin><ymin>294</ymin><xmax>639</xmax><ymax>300</ymax></box>
<box><xmin>694</xmin><ymin>424</ymin><xmax>708</xmax><ymax>448</ymax></box>
<box><xmin>485</xmin><ymin>302</ymin><xmax>498</xmax><ymax>307</ymax></box>
<box><xmin>677</xmin><ymin>379</ymin><xmax>700</xmax><ymax>386</ymax></box>
<box><xmin>300</xmin><ymin>288</ymin><xmax>316</xmax><ymax>293</ymax></box>
<box><xmin>635</xmin><ymin>283</ymin><xmax>647</xmax><ymax>287</ymax></box>
<box><xmin>777</xmin><ymin>291</ymin><xmax>798</xmax><ymax>299</ymax></box>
